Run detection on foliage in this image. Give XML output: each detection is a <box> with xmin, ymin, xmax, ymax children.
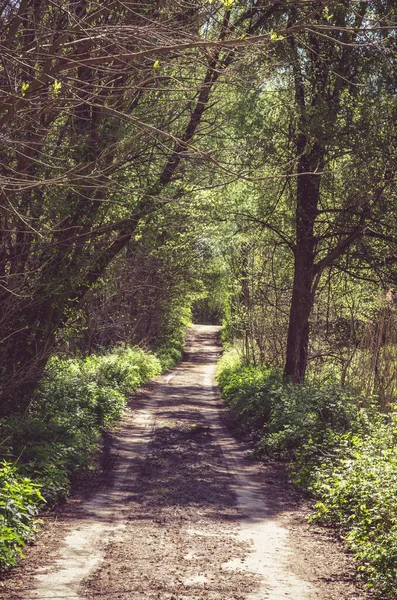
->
<box><xmin>217</xmin><ymin>351</ymin><xmax>360</xmax><ymax>473</ymax></box>
<box><xmin>0</xmin><ymin>462</ymin><xmax>43</xmax><ymax>569</ymax></box>
<box><xmin>209</xmin><ymin>1</ymin><xmax>397</xmax><ymax>383</ymax></box>
<box><xmin>154</xmin><ymin>305</ymin><xmax>192</xmax><ymax>371</ymax></box>
<box><xmin>0</xmin><ymin>0</ymin><xmax>238</xmax><ymax>409</ymax></box>
<box><xmin>310</xmin><ymin>412</ymin><xmax>397</xmax><ymax>597</ymax></box>
<box><xmin>0</xmin><ymin>344</ymin><xmax>166</xmax><ymax>569</ymax></box>
<box><xmin>217</xmin><ymin>350</ymin><xmax>397</xmax><ymax>596</ymax></box>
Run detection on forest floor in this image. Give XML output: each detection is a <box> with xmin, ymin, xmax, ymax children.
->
<box><xmin>1</xmin><ymin>325</ymin><xmax>370</xmax><ymax>600</ymax></box>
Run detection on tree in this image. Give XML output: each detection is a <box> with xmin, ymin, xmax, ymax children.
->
<box><xmin>0</xmin><ymin>0</ymin><xmax>238</xmax><ymax>410</ymax></box>
<box><xmin>204</xmin><ymin>1</ymin><xmax>397</xmax><ymax>383</ymax></box>
<box><xmin>282</xmin><ymin>1</ymin><xmax>397</xmax><ymax>381</ymax></box>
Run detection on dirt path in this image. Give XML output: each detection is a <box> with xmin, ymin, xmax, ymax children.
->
<box><xmin>3</xmin><ymin>325</ymin><xmax>369</xmax><ymax>600</ymax></box>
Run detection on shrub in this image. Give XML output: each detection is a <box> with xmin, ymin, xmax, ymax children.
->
<box><xmin>154</xmin><ymin>314</ymin><xmax>189</xmax><ymax>371</ymax></box>
<box><xmin>217</xmin><ymin>361</ymin><xmax>279</xmax><ymax>433</ymax></box>
<box><xmin>309</xmin><ymin>412</ymin><xmax>397</xmax><ymax>597</ymax></box>
<box><xmin>217</xmin><ymin>349</ymin><xmax>397</xmax><ymax>597</ymax></box>
<box><xmin>0</xmin><ymin>461</ymin><xmax>43</xmax><ymax>569</ymax></box>
<box><xmin>0</xmin><ymin>343</ymin><xmax>166</xmax><ymax>569</ymax></box>
<box><xmin>217</xmin><ymin>350</ymin><xmax>360</xmax><ymax>479</ymax></box>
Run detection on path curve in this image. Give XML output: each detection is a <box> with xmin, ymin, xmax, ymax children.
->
<box><xmin>4</xmin><ymin>325</ymin><xmax>368</xmax><ymax>600</ymax></box>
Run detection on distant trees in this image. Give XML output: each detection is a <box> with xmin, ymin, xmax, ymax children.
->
<box><xmin>77</xmin><ymin>198</ymin><xmax>224</xmax><ymax>353</ymax></box>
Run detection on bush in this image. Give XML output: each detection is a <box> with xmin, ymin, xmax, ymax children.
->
<box><xmin>156</xmin><ymin>338</ymin><xmax>184</xmax><ymax>371</ymax></box>
<box><xmin>217</xmin><ymin>350</ymin><xmax>360</xmax><ymax>478</ymax></box>
<box><xmin>310</xmin><ymin>412</ymin><xmax>397</xmax><ymax>597</ymax></box>
<box><xmin>217</xmin><ymin>350</ymin><xmax>397</xmax><ymax>597</ymax></box>
<box><xmin>0</xmin><ymin>343</ymin><xmax>165</xmax><ymax>569</ymax></box>
<box><xmin>0</xmin><ymin>461</ymin><xmax>43</xmax><ymax>569</ymax></box>
<box><xmin>154</xmin><ymin>310</ymin><xmax>190</xmax><ymax>371</ymax></box>
<box><xmin>217</xmin><ymin>360</ymin><xmax>280</xmax><ymax>433</ymax></box>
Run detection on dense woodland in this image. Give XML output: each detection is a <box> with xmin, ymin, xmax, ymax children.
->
<box><xmin>2</xmin><ymin>0</ymin><xmax>397</xmax><ymax>595</ymax></box>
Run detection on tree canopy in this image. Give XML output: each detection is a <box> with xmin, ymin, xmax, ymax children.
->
<box><xmin>1</xmin><ymin>0</ymin><xmax>397</xmax><ymax>409</ymax></box>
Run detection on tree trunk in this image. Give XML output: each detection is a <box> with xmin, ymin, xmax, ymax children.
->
<box><xmin>284</xmin><ymin>141</ymin><xmax>324</xmax><ymax>382</ymax></box>
<box><xmin>284</xmin><ymin>248</ymin><xmax>315</xmax><ymax>383</ymax></box>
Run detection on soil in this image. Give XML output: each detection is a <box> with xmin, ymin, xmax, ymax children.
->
<box><xmin>1</xmin><ymin>325</ymin><xmax>371</xmax><ymax>600</ymax></box>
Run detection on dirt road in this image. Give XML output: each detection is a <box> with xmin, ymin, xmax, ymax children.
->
<box><xmin>3</xmin><ymin>325</ymin><xmax>368</xmax><ymax>600</ymax></box>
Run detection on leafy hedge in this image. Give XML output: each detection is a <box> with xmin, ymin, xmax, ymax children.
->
<box><xmin>0</xmin><ymin>344</ymin><xmax>165</xmax><ymax>569</ymax></box>
<box><xmin>0</xmin><ymin>462</ymin><xmax>43</xmax><ymax>567</ymax></box>
<box><xmin>154</xmin><ymin>305</ymin><xmax>190</xmax><ymax>370</ymax></box>
<box><xmin>217</xmin><ymin>349</ymin><xmax>397</xmax><ymax>598</ymax></box>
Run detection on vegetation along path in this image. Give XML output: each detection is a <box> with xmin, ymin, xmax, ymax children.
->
<box><xmin>4</xmin><ymin>326</ymin><xmax>368</xmax><ymax>600</ymax></box>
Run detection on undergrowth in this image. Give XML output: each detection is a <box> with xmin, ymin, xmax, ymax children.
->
<box><xmin>153</xmin><ymin>306</ymin><xmax>190</xmax><ymax>370</ymax></box>
<box><xmin>0</xmin><ymin>338</ymin><xmax>183</xmax><ymax>570</ymax></box>
<box><xmin>217</xmin><ymin>348</ymin><xmax>397</xmax><ymax>598</ymax></box>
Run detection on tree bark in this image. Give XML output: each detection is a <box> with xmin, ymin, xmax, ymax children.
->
<box><xmin>284</xmin><ymin>142</ymin><xmax>324</xmax><ymax>382</ymax></box>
